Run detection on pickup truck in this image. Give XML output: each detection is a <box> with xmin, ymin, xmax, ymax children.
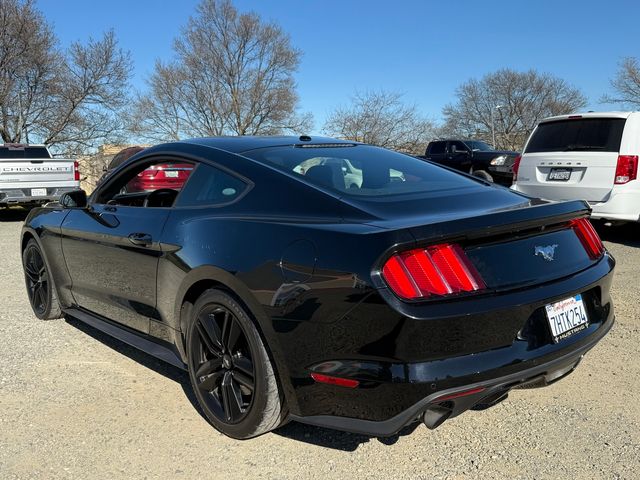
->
<box><xmin>420</xmin><ymin>139</ymin><xmax>520</xmax><ymax>186</ymax></box>
<box><xmin>0</xmin><ymin>144</ymin><xmax>80</xmax><ymax>208</ymax></box>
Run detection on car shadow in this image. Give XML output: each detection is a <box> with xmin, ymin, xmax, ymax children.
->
<box><xmin>64</xmin><ymin>314</ymin><xmax>418</xmax><ymax>450</ymax></box>
<box><xmin>593</xmin><ymin>220</ymin><xmax>640</xmax><ymax>248</ymax></box>
<box><xmin>63</xmin><ymin>315</ymin><xmax>201</xmax><ymax>413</ymax></box>
<box><xmin>0</xmin><ymin>207</ymin><xmax>30</xmax><ymax>222</ymax></box>
<box><xmin>273</xmin><ymin>420</ymin><xmax>420</xmax><ymax>451</ymax></box>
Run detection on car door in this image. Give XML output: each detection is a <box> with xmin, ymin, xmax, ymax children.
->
<box><xmin>426</xmin><ymin>141</ymin><xmax>447</xmax><ymax>165</ymax></box>
<box><xmin>446</xmin><ymin>141</ymin><xmax>472</xmax><ymax>172</ymax></box>
<box><xmin>60</xmin><ymin>157</ymin><xmax>193</xmax><ymax>333</ymax></box>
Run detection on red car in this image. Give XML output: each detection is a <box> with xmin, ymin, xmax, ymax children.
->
<box><xmin>126</xmin><ymin>162</ymin><xmax>193</xmax><ymax>192</ymax></box>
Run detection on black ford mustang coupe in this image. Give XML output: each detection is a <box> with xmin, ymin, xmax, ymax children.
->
<box><xmin>21</xmin><ymin>136</ymin><xmax>614</xmax><ymax>439</ymax></box>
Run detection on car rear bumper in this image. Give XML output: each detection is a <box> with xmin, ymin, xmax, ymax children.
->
<box><xmin>589</xmin><ymin>191</ymin><xmax>640</xmax><ymax>222</ymax></box>
<box><xmin>0</xmin><ymin>186</ymin><xmax>78</xmax><ymax>206</ymax></box>
<box><xmin>291</xmin><ymin>314</ymin><xmax>612</xmax><ymax>436</ymax></box>
<box><xmin>511</xmin><ymin>183</ymin><xmax>640</xmax><ymax>222</ymax></box>
<box><xmin>285</xmin><ymin>253</ymin><xmax>614</xmax><ymax>435</ymax></box>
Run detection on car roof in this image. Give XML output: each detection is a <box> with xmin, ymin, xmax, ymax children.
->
<box><xmin>540</xmin><ymin>111</ymin><xmax>637</xmax><ymax>123</ymax></box>
<box><xmin>183</xmin><ymin>135</ymin><xmax>359</xmax><ymax>154</ymax></box>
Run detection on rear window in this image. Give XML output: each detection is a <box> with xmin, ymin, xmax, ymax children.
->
<box><xmin>242</xmin><ymin>145</ymin><xmax>478</xmax><ymax>198</ymax></box>
<box><xmin>0</xmin><ymin>146</ymin><xmax>51</xmax><ymax>159</ymax></box>
<box><xmin>525</xmin><ymin>118</ymin><xmax>626</xmax><ymax>153</ymax></box>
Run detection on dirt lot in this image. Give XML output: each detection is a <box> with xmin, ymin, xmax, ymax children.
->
<box><xmin>0</xmin><ymin>209</ymin><xmax>638</xmax><ymax>480</ymax></box>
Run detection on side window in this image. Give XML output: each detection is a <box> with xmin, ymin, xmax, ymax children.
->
<box><xmin>175</xmin><ymin>163</ymin><xmax>247</xmax><ymax>207</ymax></box>
<box><xmin>449</xmin><ymin>141</ymin><xmax>469</xmax><ymax>153</ymax></box>
<box><xmin>95</xmin><ymin>159</ymin><xmax>194</xmax><ymax>208</ymax></box>
<box><xmin>428</xmin><ymin>141</ymin><xmax>446</xmax><ymax>155</ymax></box>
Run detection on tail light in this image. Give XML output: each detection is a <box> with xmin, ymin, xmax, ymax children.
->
<box><xmin>570</xmin><ymin>218</ymin><xmax>604</xmax><ymax>260</ymax></box>
<box><xmin>138</xmin><ymin>165</ymin><xmax>159</xmax><ymax>178</ymax></box>
<box><xmin>614</xmin><ymin>155</ymin><xmax>638</xmax><ymax>184</ymax></box>
<box><xmin>73</xmin><ymin>161</ymin><xmax>80</xmax><ymax>181</ymax></box>
<box><xmin>512</xmin><ymin>154</ymin><xmax>522</xmax><ymax>182</ymax></box>
<box><xmin>382</xmin><ymin>243</ymin><xmax>485</xmax><ymax>300</ymax></box>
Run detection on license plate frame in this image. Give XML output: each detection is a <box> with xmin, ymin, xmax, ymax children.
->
<box><xmin>548</xmin><ymin>168</ymin><xmax>572</xmax><ymax>181</ymax></box>
<box><xmin>30</xmin><ymin>188</ymin><xmax>47</xmax><ymax>197</ymax></box>
<box><xmin>545</xmin><ymin>294</ymin><xmax>589</xmax><ymax>343</ymax></box>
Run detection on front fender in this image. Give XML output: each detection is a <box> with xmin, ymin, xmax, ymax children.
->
<box><xmin>21</xmin><ymin>208</ymin><xmax>74</xmax><ymax>308</ymax></box>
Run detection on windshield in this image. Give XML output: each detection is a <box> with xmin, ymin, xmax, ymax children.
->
<box><xmin>242</xmin><ymin>144</ymin><xmax>479</xmax><ymax>198</ymax></box>
<box><xmin>525</xmin><ymin>118</ymin><xmax>626</xmax><ymax>153</ymax></box>
<box><xmin>467</xmin><ymin>141</ymin><xmax>492</xmax><ymax>151</ymax></box>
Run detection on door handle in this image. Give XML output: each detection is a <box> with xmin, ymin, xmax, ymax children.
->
<box><xmin>128</xmin><ymin>232</ymin><xmax>152</xmax><ymax>247</ymax></box>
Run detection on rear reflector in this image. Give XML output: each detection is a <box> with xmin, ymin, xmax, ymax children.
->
<box><xmin>570</xmin><ymin>218</ymin><xmax>604</xmax><ymax>260</ymax></box>
<box><xmin>73</xmin><ymin>161</ymin><xmax>80</xmax><ymax>181</ymax></box>
<box><xmin>512</xmin><ymin>154</ymin><xmax>521</xmax><ymax>182</ymax></box>
<box><xmin>382</xmin><ymin>243</ymin><xmax>485</xmax><ymax>300</ymax></box>
<box><xmin>433</xmin><ymin>386</ymin><xmax>486</xmax><ymax>402</ymax></box>
<box><xmin>310</xmin><ymin>373</ymin><xmax>359</xmax><ymax>388</ymax></box>
<box><xmin>614</xmin><ymin>155</ymin><xmax>638</xmax><ymax>184</ymax></box>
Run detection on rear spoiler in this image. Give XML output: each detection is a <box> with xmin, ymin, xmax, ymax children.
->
<box><xmin>407</xmin><ymin>200</ymin><xmax>591</xmax><ymax>245</ymax></box>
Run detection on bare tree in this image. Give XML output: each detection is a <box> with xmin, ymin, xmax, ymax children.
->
<box><xmin>323</xmin><ymin>91</ymin><xmax>435</xmax><ymax>154</ymax></box>
<box><xmin>442</xmin><ymin>69</ymin><xmax>587</xmax><ymax>151</ymax></box>
<box><xmin>602</xmin><ymin>57</ymin><xmax>640</xmax><ymax>108</ymax></box>
<box><xmin>0</xmin><ymin>0</ymin><xmax>132</xmax><ymax>155</ymax></box>
<box><xmin>132</xmin><ymin>0</ymin><xmax>311</xmax><ymax>141</ymax></box>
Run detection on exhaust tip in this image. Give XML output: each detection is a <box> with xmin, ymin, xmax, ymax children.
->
<box><xmin>423</xmin><ymin>405</ymin><xmax>452</xmax><ymax>430</ymax></box>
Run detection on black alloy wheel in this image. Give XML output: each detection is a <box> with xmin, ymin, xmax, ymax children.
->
<box><xmin>22</xmin><ymin>239</ymin><xmax>62</xmax><ymax>320</ymax></box>
<box><xmin>190</xmin><ymin>305</ymin><xmax>255</xmax><ymax>423</ymax></box>
<box><xmin>186</xmin><ymin>289</ymin><xmax>285</xmax><ymax>439</ymax></box>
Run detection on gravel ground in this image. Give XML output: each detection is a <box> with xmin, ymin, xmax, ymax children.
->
<box><xmin>0</xmin><ymin>208</ymin><xmax>638</xmax><ymax>480</ymax></box>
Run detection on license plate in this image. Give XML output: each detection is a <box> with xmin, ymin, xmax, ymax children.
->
<box><xmin>31</xmin><ymin>188</ymin><xmax>47</xmax><ymax>197</ymax></box>
<box><xmin>164</xmin><ymin>171</ymin><xmax>179</xmax><ymax>178</ymax></box>
<box><xmin>545</xmin><ymin>294</ymin><xmax>589</xmax><ymax>343</ymax></box>
<box><xmin>548</xmin><ymin>168</ymin><xmax>571</xmax><ymax>181</ymax></box>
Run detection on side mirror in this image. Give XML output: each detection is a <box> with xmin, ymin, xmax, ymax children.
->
<box><xmin>60</xmin><ymin>189</ymin><xmax>88</xmax><ymax>208</ymax></box>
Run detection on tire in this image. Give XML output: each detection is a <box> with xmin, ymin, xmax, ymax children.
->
<box><xmin>185</xmin><ymin>289</ymin><xmax>286</xmax><ymax>439</ymax></box>
<box><xmin>472</xmin><ymin>170</ymin><xmax>494</xmax><ymax>182</ymax></box>
<box><xmin>22</xmin><ymin>239</ymin><xmax>63</xmax><ymax>320</ymax></box>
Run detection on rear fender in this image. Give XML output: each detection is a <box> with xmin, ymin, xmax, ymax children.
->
<box><xmin>173</xmin><ymin>265</ymin><xmax>299</xmax><ymax>413</ymax></box>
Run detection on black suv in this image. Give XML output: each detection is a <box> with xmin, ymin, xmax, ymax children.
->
<box><xmin>422</xmin><ymin>139</ymin><xmax>519</xmax><ymax>186</ymax></box>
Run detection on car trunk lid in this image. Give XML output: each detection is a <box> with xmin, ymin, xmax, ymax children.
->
<box><xmin>369</xmin><ymin>195</ymin><xmax>598</xmax><ymax>297</ymax></box>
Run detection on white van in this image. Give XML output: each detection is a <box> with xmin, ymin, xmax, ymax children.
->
<box><xmin>512</xmin><ymin>112</ymin><xmax>640</xmax><ymax>222</ymax></box>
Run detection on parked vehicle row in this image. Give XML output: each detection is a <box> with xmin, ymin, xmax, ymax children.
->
<box><xmin>22</xmin><ymin>135</ymin><xmax>614</xmax><ymax>440</ymax></box>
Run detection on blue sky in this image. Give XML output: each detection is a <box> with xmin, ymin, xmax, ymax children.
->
<box><xmin>41</xmin><ymin>0</ymin><xmax>639</xmax><ymax>133</ymax></box>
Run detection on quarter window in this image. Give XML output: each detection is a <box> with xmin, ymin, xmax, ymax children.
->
<box><xmin>174</xmin><ymin>163</ymin><xmax>247</xmax><ymax>207</ymax></box>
